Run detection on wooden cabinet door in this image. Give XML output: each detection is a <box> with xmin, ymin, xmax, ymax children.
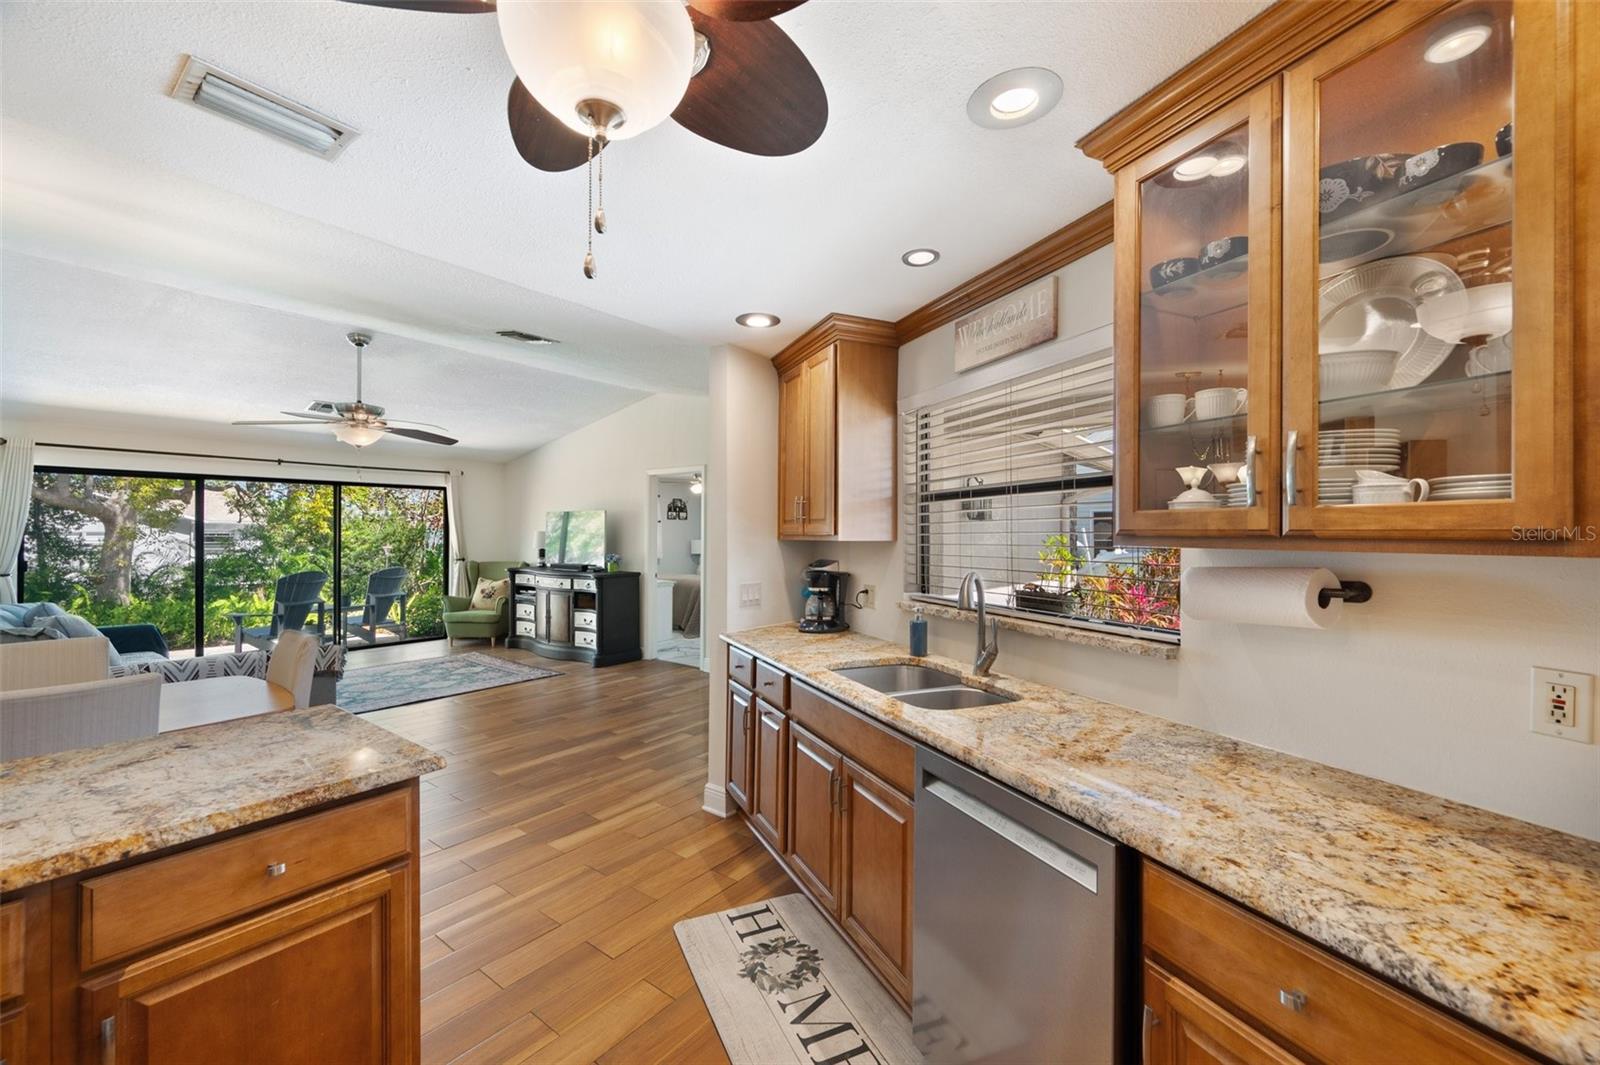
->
<box><xmin>778</xmin><ymin>366</ymin><xmax>808</xmax><ymax>537</ymax></box>
<box><xmin>749</xmin><ymin>700</ymin><xmax>788</xmax><ymax>850</ymax></box>
<box><xmin>1282</xmin><ymin>0</ymin><xmax>1572</xmax><ymax>539</ymax></box>
<box><xmin>726</xmin><ymin>682</ymin><xmax>754</xmax><ymax>812</ymax></box>
<box><xmin>784</xmin><ymin>721</ymin><xmax>842</xmax><ymax>915</ymax></box>
<box><xmin>1114</xmin><ymin>80</ymin><xmax>1281</xmax><ymax>539</ymax></box>
<box><xmin>83</xmin><ymin>869</ymin><xmax>412</xmax><ymax>1065</ymax></box>
<box><xmin>801</xmin><ymin>347</ymin><xmax>837</xmax><ymax>537</ymax></box>
<box><xmin>838</xmin><ymin>759</ymin><xmax>912</xmax><ymax>1000</ymax></box>
<box><xmin>1144</xmin><ymin>960</ymin><xmax>1306</xmax><ymax>1065</ymax></box>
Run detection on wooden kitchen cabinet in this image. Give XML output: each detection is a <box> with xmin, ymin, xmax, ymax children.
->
<box><xmin>785</xmin><ymin>721</ymin><xmax>842</xmax><ymax>913</ymax></box>
<box><xmin>1141</xmin><ymin>862</ymin><xmax>1533</xmax><ymax>1065</ymax></box>
<box><xmin>838</xmin><ymin>760</ymin><xmax>914</xmax><ymax>1003</ymax></box>
<box><xmin>726</xmin><ymin>681</ymin><xmax>754</xmax><ymax>813</ymax></box>
<box><xmin>773</xmin><ymin>315</ymin><xmax>899</xmax><ymax>542</ymax></box>
<box><xmin>1083</xmin><ymin>0</ymin><xmax>1591</xmax><ymax>551</ymax></box>
<box><xmin>749</xmin><ymin>698</ymin><xmax>788</xmax><ymax>850</ymax></box>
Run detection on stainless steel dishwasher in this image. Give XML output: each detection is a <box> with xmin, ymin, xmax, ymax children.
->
<box><xmin>913</xmin><ymin>745</ymin><xmax>1132</xmax><ymax>1064</ymax></box>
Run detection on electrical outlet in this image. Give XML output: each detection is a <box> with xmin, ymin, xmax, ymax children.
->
<box><xmin>859</xmin><ymin>585</ymin><xmax>876</xmax><ymax>610</ymax></box>
<box><xmin>1530</xmin><ymin>667</ymin><xmax>1594</xmax><ymax>743</ymax></box>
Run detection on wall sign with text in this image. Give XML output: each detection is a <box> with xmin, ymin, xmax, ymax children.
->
<box><xmin>953</xmin><ymin>275</ymin><xmax>1059</xmax><ymax>372</ymax></box>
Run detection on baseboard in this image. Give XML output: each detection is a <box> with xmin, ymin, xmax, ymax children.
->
<box><xmin>701</xmin><ymin>782</ymin><xmax>733</xmax><ymax>818</ymax></box>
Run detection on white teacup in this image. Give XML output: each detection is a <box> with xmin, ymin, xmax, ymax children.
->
<box><xmin>1351</xmin><ymin>478</ymin><xmax>1429</xmax><ymax>504</ymax></box>
<box><xmin>1194</xmin><ymin>386</ymin><xmax>1247</xmax><ymax>420</ymax></box>
<box><xmin>1145</xmin><ymin>393</ymin><xmax>1192</xmax><ymax>428</ymax></box>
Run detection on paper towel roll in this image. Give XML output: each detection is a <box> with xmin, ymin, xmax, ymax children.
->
<box><xmin>1180</xmin><ymin>567</ymin><xmax>1344</xmax><ymax>629</ymax></box>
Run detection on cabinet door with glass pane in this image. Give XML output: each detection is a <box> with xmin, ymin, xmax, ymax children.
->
<box><xmin>1284</xmin><ymin>0</ymin><xmax>1572</xmax><ymax>537</ymax></box>
<box><xmin>1115</xmin><ymin>81</ymin><xmax>1280</xmax><ymax>537</ymax></box>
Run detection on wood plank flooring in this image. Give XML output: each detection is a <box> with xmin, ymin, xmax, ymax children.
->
<box><xmin>362</xmin><ymin>641</ymin><xmax>788</xmax><ymax>1064</ymax></box>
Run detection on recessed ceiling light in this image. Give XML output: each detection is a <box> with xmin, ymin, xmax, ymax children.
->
<box><xmin>1209</xmin><ymin>154</ymin><xmax>1246</xmax><ymax>177</ymax></box>
<box><xmin>902</xmin><ymin>248</ymin><xmax>940</xmax><ymax>267</ymax></box>
<box><xmin>967</xmin><ymin>67</ymin><xmax>1063</xmax><ymax>130</ymax></box>
<box><xmin>1424</xmin><ymin>19</ymin><xmax>1491</xmax><ymax>64</ymax></box>
<box><xmin>1173</xmin><ymin>154</ymin><xmax>1219</xmax><ymax>181</ymax></box>
<box><xmin>736</xmin><ymin>312</ymin><xmax>780</xmax><ymax>328</ymax></box>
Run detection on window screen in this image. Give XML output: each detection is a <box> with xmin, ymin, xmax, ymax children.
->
<box><xmin>901</xmin><ymin>353</ymin><xmax>1180</xmax><ymax>638</ymax></box>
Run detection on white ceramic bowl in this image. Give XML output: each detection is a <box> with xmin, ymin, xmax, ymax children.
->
<box><xmin>1320</xmin><ymin>349</ymin><xmax>1399</xmax><ymax>399</ymax></box>
<box><xmin>1416</xmin><ymin>282</ymin><xmax>1512</xmax><ymax>343</ymax></box>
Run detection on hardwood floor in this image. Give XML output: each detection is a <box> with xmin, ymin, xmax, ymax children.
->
<box><xmin>362</xmin><ymin>640</ymin><xmax>789</xmax><ymax>1064</ymax></box>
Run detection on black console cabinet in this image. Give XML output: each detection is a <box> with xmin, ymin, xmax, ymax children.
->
<box><xmin>507</xmin><ymin>567</ymin><xmax>642</xmax><ymax>667</ymax></box>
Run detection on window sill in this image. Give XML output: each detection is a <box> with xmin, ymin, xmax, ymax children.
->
<box><xmin>897</xmin><ymin>597</ymin><xmax>1179</xmax><ymax>660</ymax></box>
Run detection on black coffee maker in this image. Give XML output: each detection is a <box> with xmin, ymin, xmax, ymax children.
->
<box><xmin>799</xmin><ymin>559</ymin><xmax>850</xmax><ymax>633</ymax></box>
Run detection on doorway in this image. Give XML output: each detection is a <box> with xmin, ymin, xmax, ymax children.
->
<box><xmin>645</xmin><ymin>466</ymin><xmax>705</xmax><ymax>670</ymax></box>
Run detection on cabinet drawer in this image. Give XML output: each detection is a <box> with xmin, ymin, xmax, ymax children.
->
<box><xmin>574</xmin><ymin>630</ymin><xmax>598</xmax><ymax>650</ymax></box>
<box><xmin>80</xmin><ymin>787</ymin><xmax>413</xmax><ymax>969</ymax></box>
<box><xmin>728</xmin><ymin>646</ymin><xmax>755</xmax><ymax>688</ymax></box>
<box><xmin>573</xmin><ymin>609</ymin><xmax>597</xmax><ymax>631</ymax></box>
<box><xmin>0</xmin><ymin>900</ymin><xmax>21</xmax><ymax>1004</ymax></box>
<box><xmin>514</xmin><ymin>601</ymin><xmax>538</xmax><ymax>621</ymax></box>
<box><xmin>754</xmin><ymin>660</ymin><xmax>789</xmax><ymax>708</ymax></box>
<box><xmin>573</xmin><ymin>577</ymin><xmax>598</xmax><ymax>592</ymax></box>
<box><xmin>1142</xmin><ymin>863</ymin><xmax>1531</xmax><ymax>1064</ymax></box>
<box><xmin>514</xmin><ymin>619</ymin><xmax>537</xmax><ymax>638</ymax></box>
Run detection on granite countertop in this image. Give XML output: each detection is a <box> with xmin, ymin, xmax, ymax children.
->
<box><xmin>723</xmin><ymin>624</ymin><xmax>1600</xmax><ymax>1065</ymax></box>
<box><xmin>0</xmin><ymin>705</ymin><xmax>445</xmax><ymax>892</ymax></box>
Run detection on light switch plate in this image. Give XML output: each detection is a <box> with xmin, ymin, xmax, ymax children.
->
<box><xmin>739</xmin><ymin>582</ymin><xmax>762</xmax><ymax>607</ymax></box>
<box><xmin>1530</xmin><ymin>667</ymin><xmax>1594</xmax><ymax>743</ymax></box>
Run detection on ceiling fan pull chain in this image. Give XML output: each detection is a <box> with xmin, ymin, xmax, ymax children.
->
<box><xmin>583</xmin><ymin>133</ymin><xmax>596</xmax><ymax>279</ymax></box>
<box><xmin>594</xmin><ymin>142</ymin><xmax>607</xmax><ymax>235</ymax></box>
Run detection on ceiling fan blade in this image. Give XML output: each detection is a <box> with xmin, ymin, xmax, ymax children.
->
<box><xmin>674</xmin><ymin>10</ymin><xmax>826</xmax><ymax>156</ymax></box>
<box><xmin>689</xmin><ymin>0</ymin><xmax>805</xmax><ymax>20</ymax></box>
<box><xmin>280</xmin><ymin>410</ymin><xmax>344</xmax><ymax>422</ymax></box>
<box><xmin>383</xmin><ymin>418</ymin><xmax>452</xmax><ymax>431</ymax></box>
<box><xmin>385</xmin><ymin>426</ymin><xmax>459</xmax><ymax>446</ymax></box>
<box><xmin>232</xmin><ymin>420</ymin><xmax>328</xmax><ymax>426</ymax></box>
<box><xmin>338</xmin><ymin>0</ymin><xmax>495</xmax><ymax>13</ymax></box>
<box><xmin>507</xmin><ymin>78</ymin><xmax>601</xmax><ymax>173</ymax></box>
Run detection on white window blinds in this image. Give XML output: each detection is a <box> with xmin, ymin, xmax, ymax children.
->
<box><xmin>901</xmin><ymin>352</ymin><xmax>1180</xmax><ymax>638</ymax></box>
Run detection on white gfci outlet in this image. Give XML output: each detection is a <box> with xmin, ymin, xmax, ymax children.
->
<box><xmin>1530</xmin><ymin>667</ymin><xmax>1594</xmax><ymax>743</ymax></box>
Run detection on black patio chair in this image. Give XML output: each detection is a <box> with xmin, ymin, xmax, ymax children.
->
<box><xmin>229</xmin><ymin>570</ymin><xmax>329</xmax><ymax>653</ymax></box>
<box><xmin>342</xmin><ymin>566</ymin><xmax>410</xmax><ymax>645</ymax></box>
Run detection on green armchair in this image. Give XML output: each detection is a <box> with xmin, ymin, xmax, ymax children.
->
<box><xmin>443</xmin><ymin>561</ymin><xmax>525</xmax><ymax>646</ymax></box>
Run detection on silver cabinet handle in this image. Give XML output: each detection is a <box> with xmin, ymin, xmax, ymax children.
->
<box><xmin>1279</xmin><ymin>988</ymin><xmax>1307</xmax><ymax>1012</ymax></box>
<box><xmin>1284</xmin><ymin>429</ymin><xmax>1300</xmax><ymax>505</ymax></box>
<box><xmin>1243</xmin><ymin>434</ymin><xmax>1258</xmax><ymax>508</ymax></box>
<box><xmin>101</xmin><ymin>1016</ymin><xmax>117</xmax><ymax>1065</ymax></box>
<box><xmin>1142</xmin><ymin>1003</ymin><xmax>1160</xmax><ymax>1063</ymax></box>
<box><xmin>266</xmin><ymin>862</ymin><xmax>287</xmax><ymax>877</ymax></box>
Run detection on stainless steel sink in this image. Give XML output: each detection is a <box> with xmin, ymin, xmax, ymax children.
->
<box><xmin>895</xmin><ymin>687</ymin><xmax>1016</xmax><ymax>710</ymax></box>
<box><xmin>834</xmin><ymin>664</ymin><xmax>1017</xmax><ymax>710</ymax></box>
<box><xmin>835</xmin><ymin>664</ymin><xmax>963</xmax><ymax>694</ymax></box>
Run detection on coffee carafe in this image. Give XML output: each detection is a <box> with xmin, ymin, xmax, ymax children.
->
<box><xmin>799</xmin><ymin>559</ymin><xmax>850</xmax><ymax>634</ymax></box>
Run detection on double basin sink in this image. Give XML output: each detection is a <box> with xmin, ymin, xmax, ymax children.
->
<box><xmin>833</xmin><ymin>664</ymin><xmax>1017</xmax><ymax>709</ymax></box>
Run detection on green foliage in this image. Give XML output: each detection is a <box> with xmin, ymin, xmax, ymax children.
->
<box><xmin>1076</xmin><ymin>546</ymin><xmax>1181</xmax><ymax>631</ymax></box>
<box><xmin>1035</xmin><ymin>533</ymin><xmax>1084</xmax><ymax>589</ymax></box>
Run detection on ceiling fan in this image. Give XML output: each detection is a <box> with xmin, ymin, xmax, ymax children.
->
<box><xmin>232</xmin><ymin>333</ymin><xmax>459</xmax><ymax>448</ymax></box>
<box><xmin>340</xmin><ymin>0</ymin><xmax>827</xmax><ymax>277</ymax></box>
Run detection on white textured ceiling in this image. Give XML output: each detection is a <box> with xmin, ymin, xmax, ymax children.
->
<box><xmin>0</xmin><ymin>0</ymin><xmax>1267</xmax><ymax>453</ymax></box>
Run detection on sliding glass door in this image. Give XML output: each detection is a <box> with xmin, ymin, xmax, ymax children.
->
<box><xmin>23</xmin><ymin>467</ymin><xmax>447</xmax><ymax>654</ymax></box>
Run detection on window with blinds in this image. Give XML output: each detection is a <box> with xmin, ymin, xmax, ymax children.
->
<box><xmin>901</xmin><ymin>352</ymin><xmax>1180</xmax><ymax>638</ymax></box>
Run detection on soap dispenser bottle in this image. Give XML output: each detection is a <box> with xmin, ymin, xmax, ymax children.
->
<box><xmin>909</xmin><ymin>605</ymin><xmax>928</xmax><ymax>657</ymax></box>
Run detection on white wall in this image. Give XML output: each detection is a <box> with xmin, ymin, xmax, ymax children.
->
<box><xmin>702</xmin><ymin>345</ymin><xmax>801</xmax><ymax>812</ymax></box>
<box><xmin>502</xmin><ymin>392</ymin><xmax>710</xmax><ymax>652</ymax></box>
<box><xmin>3</xmin><ymin>415</ymin><xmax>511</xmax><ymax>561</ymax></box>
<box><xmin>780</xmin><ymin>245</ymin><xmax>1600</xmax><ymax>841</ymax></box>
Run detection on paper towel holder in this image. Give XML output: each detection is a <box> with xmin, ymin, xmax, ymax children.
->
<box><xmin>1317</xmin><ymin>580</ymin><xmax>1372</xmax><ymax>609</ymax></box>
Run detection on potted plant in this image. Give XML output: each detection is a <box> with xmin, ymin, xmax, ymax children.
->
<box><xmin>1016</xmin><ymin>534</ymin><xmax>1083</xmax><ymax>617</ymax></box>
<box><xmin>604</xmin><ymin>552</ymin><xmax>622</xmax><ymax>573</ymax></box>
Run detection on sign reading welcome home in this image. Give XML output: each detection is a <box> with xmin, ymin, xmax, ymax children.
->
<box><xmin>952</xmin><ymin>274</ymin><xmax>1059</xmax><ymax>372</ymax></box>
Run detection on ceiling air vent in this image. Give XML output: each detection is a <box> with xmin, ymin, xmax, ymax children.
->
<box><xmin>170</xmin><ymin>55</ymin><xmax>357</xmax><ymax>160</ymax></box>
<box><xmin>496</xmin><ymin>330</ymin><xmax>559</xmax><ymax>345</ymax></box>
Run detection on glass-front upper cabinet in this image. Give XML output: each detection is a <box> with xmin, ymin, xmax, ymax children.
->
<box><xmin>1115</xmin><ymin>82</ymin><xmax>1279</xmax><ymax>537</ymax></box>
<box><xmin>1284</xmin><ymin>0</ymin><xmax>1572</xmax><ymax>536</ymax></box>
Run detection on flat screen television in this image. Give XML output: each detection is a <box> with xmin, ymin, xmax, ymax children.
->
<box><xmin>544</xmin><ymin>509</ymin><xmax>607</xmax><ymax>568</ymax></box>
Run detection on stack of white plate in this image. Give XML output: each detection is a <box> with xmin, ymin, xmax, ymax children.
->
<box><xmin>1223</xmin><ymin>483</ymin><xmax>1252</xmax><ymax>507</ymax></box>
<box><xmin>1428</xmin><ymin>473</ymin><xmax>1512</xmax><ymax>501</ymax></box>
<box><xmin>1318</xmin><ymin>428</ymin><xmax>1401</xmax><ymax>472</ymax></box>
<box><xmin>1318</xmin><ymin>478</ymin><xmax>1357</xmax><ymax>505</ymax></box>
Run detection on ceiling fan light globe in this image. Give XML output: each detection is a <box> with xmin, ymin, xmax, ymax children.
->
<box><xmin>332</xmin><ymin>422</ymin><xmax>386</xmax><ymax>448</ymax></box>
<box><xmin>497</xmin><ymin>1</ymin><xmax>694</xmax><ymax>140</ymax></box>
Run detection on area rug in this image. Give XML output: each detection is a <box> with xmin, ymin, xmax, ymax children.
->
<box><xmin>336</xmin><ymin>652</ymin><xmax>560</xmax><ymax>713</ymax></box>
<box><xmin>674</xmin><ymin>894</ymin><xmax>917</xmax><ymax>1065</ymax></box>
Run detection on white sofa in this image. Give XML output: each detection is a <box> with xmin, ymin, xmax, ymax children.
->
<box><xmin>0</xmin><ymin>637</ymin><xmax>162</xmax><ymax>760</ymax></box>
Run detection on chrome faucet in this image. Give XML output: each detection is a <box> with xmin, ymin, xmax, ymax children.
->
<box><xmin>957</xmin><ymin>571</ymin><xmax>1000</xmax><ymax>676</ymax></box>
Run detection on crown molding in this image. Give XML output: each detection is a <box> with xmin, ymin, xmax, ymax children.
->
<box><xmin>1076</xmin><ymin>0</ymin><xmax>1392</xmax><ymax>172</ymax></box>
<box><xmin>772</xmin><ymin>313</ymin><xmax>900</xmax><ymax>374</ymax></box>
<box><xmin>893</xmin><ymin>201</ymin><xmax>1114</xmax><ymax>344</ymax></box>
